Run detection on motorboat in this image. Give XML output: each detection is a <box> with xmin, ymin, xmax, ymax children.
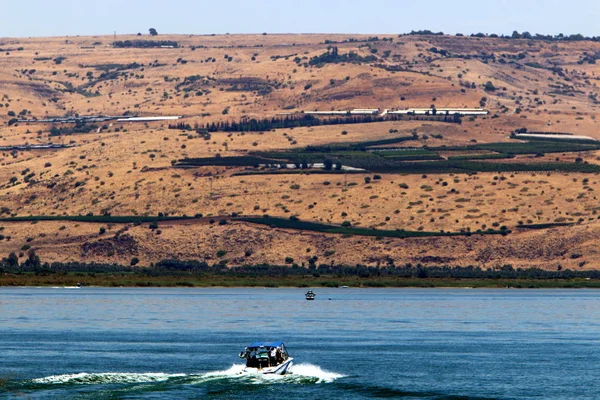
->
<box><xmin>239</xmin><ymin>341</ymin><xmax>293</xmax><ymax>375</ymax></box>
<box><xmin>305</xmin><ymin>290</ymin><xmax>316</xmax><ymax>300</ymax></box>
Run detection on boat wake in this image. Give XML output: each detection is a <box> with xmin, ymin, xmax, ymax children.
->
<box><xmin>286</xmin><ymin>363</ymin><xmax>345</xmax><ymax>383</ymax></box>
<box><xmin>31</xmin><ymin>372</ymin><xmax>186</xmax><ymax>385</ymax></box>
<box><xmin>194</xmin><ymin>363</ymin><xmax>344</xmax><ymax>384</ymax></box>
<box><xmin>24</xmin><ymin>364</ymin><xmax>343</xmax><ymax>388</ymax></box>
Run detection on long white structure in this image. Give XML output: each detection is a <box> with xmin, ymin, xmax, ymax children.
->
<box><xmin>117</xmin><ymin>116</ymin><xmax>182</xmax><ymax>122</ymax></box>
<box><xmin>349</xmin><ymin>109</ymin><xmax>380</xmax><ymax>115</ymax></box>
<box><xmin>303</xmin><ymin>111</ymin><xmax>351</xmax><ymax>116</ymax></box>
<box><xmin>18</xmin><ymin>115</ymin><xmax>183</xmax><ymax>124</ymax></box>
<box><xmin>388</xmin><ymin>108</ymin><xmax>488</xmax><ymax>116</ymax></box>
<box><xmin>513</xmin><ymin>133</ymin><xmax>597</xmax><ymax>142</ymax></box>
<box><xmin>303</xmin><ymin>108</ymin><xmax>380</xmax><ymax>116</ymax></box>
<box><xmin>299</xmin><ymin>107</ymin><xmax>486</xmax><ymax>117</ymax></box>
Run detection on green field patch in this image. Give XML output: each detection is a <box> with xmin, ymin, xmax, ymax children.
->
<box><xmin>516</xmin><ymin>222</ymin><xmax>575</xmax><ymax>230</ymax></box>
<box><xmin>302</xmin><ymin>135</ymin><xmax>416</xmax><ymax>152</ymax></box>
<box><xmin>374</xmin><ymin>148</ymin><xmax>443</xmax><ymax>161</ymax></box>
<box><xmin>431</xmin><ymin>140</ymin><xmax>600</xmax><ymax>155</ymax></box>
<box><xmin>236</xmin><ymin>216</ymin><xmax>509</xmax><ymax>239</ymax></box>
<box><xmin>512</xmin><ymin>135</ymin><xmax>597</xmax><ymax>144</ymax></box>
<box><xmin>179</xmin><ymin>137</ymin><xmax>600</xmax><ymax>174</ymax></box>
<box><xmin>180</xmin><ymin>156</ymin><xmax>600</xmax><ymax>174</ymax></box>
<box><xmin>447</xmin><ymin>153</ymin><xmax>514</xmax><ymax>160</ymax></box>
<box><xmin>369</xmin><ymin>160</ymin><xmax>600</xmax><ymax>174</ymax></box>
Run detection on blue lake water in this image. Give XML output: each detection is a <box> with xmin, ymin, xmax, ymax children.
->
<box><xmin>1</xmin><ymin>287</ymin><xmax>599</xmax><ymax>399</ymax></box>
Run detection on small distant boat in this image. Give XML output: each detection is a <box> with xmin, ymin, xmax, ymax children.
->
<box><xmin>339</xmin><ymin>285</ymin><xmax>349</xmax><ymax>289</ymax></box>
<box><xmin>305</xmin><ymin>290</ymin><xmax>316</xmax><ymax>300</ymax></box>
<box><xmin>239</xmin><ymin>341</ymin><xmax>293</xmax><ymax>375</ymax></box>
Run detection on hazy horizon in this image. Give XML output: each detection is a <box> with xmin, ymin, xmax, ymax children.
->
<box><xmin>2</xmin><ymin>0</ymin><xmax>599</xmax><ymax>38</ymax></box>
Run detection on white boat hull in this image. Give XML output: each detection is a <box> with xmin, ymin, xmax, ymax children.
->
<box><xmin>242</xmin><ymin>358</ymin><xmax>294</xmax><ymax>375</ymax></box>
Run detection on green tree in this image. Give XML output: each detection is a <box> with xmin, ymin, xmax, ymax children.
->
<box><xmin>149</xmin><ymin>28</ymin><xmax>158</xmax><ymax>36</ymax></box>
<box><xmin>25</xmin><ymin>250</ymin><xmax>41</xmax><ymax>270</ymax></box>
<box><xmin>484</xmin><ymin>81</ymin><xmax>497</xmax><ymax>92</ymax></box>
<box><xmin>6</xmin><ymin>252</ymin><xmax>18</xmax><ymax>268</ymax></box>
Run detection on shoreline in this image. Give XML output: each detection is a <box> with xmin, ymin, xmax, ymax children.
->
<box><xmin>2</xmin><ymin>273</ymin><xmax>600</xmax><ymax>289</ymax></box>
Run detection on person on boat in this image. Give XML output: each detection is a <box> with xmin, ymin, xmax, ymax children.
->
<box><xmin>276</xmin><ymin>347</ymin><xmax>283</xmax><ymax>364</ymax></box>
<box><xmin>269</xmin><ymin>347</ymin><xmax>277</xmax><ymax>366</ymax></box>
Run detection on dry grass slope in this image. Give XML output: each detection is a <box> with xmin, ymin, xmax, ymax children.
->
<box><xmin>0</xmin><ymin>33</ymin><xmax>599</xmax><ymax>270</ymax></box>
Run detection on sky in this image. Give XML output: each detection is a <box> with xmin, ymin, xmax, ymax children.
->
<box><xmin>2</xmin><ymin>0</ymin><xmax>599</xmax><ymax>38</ymax></box>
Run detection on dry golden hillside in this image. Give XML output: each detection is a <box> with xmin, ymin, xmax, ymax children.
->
<box><xmin>1</xmin><ymin>33</ymin><xmax>600</xmax><ymax>270</ymax></box>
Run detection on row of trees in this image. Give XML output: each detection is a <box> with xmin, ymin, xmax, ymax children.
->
<box><xmin>169</xmin><ymin>113</ymin><xmax>461</xmax><ymax>134</ymax></box>
<box><xmin>308</xmin><ymin>47</ymin><xmax>378</xmax><ymax>66</ymax></box>
<box><xmin>49</xmin><ymin>123</ymin><xmax>98</xmax><ymax>137</ymax></box>
<box><xmin>173</xmin><ymin>114</ymin><xmax>379</xmax><ymax>132</ymax></box>
<box><xmin>3</xmin><ymin>254</ymin><xmax>600</xmax><ymax>281</ymax></box>
<box><xmin>113</xmin><ymin>40</ymin><xmax>179</xmax><ymax>48</ymax></box>
<box><xmin>409</xmin><ymin>29</ymin><xmax>599</xmax><ymax>42</ymax></box>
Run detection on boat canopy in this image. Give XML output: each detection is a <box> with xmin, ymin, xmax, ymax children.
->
<box><xmin>248</xmin><ymin>341</ymin><xmax>285</xmax><ymax>349</ymax></box>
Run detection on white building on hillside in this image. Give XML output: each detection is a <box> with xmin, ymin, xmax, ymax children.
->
<box><xmin>388</xmin><ymin>108</ymin><xmax>488</xmax><ymax>116</ymax></box>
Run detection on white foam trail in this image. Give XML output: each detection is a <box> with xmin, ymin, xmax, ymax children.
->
<box><xmin>32</xmin><ymin>372</ymin><xmax>185</xmax><ymax>385</ymax></box>
<box><xmin>31</xmin><ymin>364</ymin><xmax>343</xmax><ymax>386</ymax></box>
<box><xmin>288</xmin><ymin>363</ymin><xmax>345</xmax><ymax>383</ymax></box>
<box><xmin>192</xmin><ymin>363</ymin><xmax>344</xmax><ymax>384</ymax></box>
<box><xmin>185</xmin><ymin>364</ymin><xmax>247</xmax><ymax>385</ymax></box>
<box><xmin>202</xmin><ymin>364</ymin><xmax>246</xmax><ymax>377</ymax></box>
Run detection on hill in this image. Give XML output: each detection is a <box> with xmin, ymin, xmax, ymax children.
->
<box><xmin>0</xmin><ymin>32</ymin><xmax>599</xmax><ymax>271</ymax></box>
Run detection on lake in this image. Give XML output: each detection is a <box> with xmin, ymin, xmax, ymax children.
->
<box><xmin>1</xmin><ymin>287</ymin><xmax>599</xmax><ymax>399</ymax></box>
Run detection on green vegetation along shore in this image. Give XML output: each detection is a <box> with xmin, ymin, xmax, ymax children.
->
<box><xmin>3</xmin><ymin>257</ymin><xmax>600</xmax><ymax>288</ymax></box>
<box><xmin>2</xmin><ymin>272</ymin><xmax>600</xmax><ymax>288</ymax></box>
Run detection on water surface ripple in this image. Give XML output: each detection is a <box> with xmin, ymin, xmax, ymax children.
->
<box><xmin>1</xmin><ymin>288</ymin><xmax>599</xmax><ymax>399</ymax></box>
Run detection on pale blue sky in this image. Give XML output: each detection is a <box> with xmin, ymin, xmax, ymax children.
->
<box><xmin>3</xmin><ymin>0</ymin><xmax>599</xmax><ymax>38</ymax></box>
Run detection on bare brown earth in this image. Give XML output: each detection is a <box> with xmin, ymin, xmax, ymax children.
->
<box><xmin>0</xmin><ymin>33</ymin><xmax>599</xmax><ymax>270</ymax></box>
